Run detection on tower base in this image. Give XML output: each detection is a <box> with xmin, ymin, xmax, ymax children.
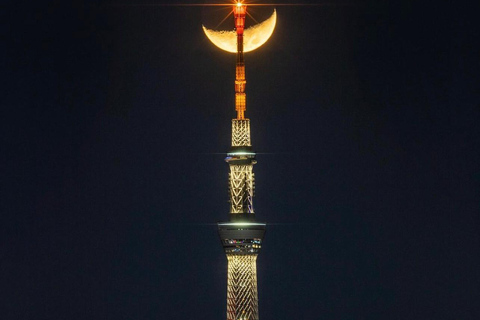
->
<box><xmin>227</xmin><ymin>255</ymin><xmax>259</xmax><ymax>320</ymax></box>
<box><xmin>218</xmin><ymin>222</ymin><xmax>265</xmax><ymax>320</ymax></box>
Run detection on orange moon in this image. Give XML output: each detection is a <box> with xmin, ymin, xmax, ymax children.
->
<box><xmin>202</xmin><ymin>9</ymin><xmax>277</xmax><ymax>53</ymax></box>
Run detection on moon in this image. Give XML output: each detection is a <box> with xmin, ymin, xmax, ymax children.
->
<box><xmin>202</xmin><ymin>9</ymin><xmax>276</xmax><ymax>53</ymax></box>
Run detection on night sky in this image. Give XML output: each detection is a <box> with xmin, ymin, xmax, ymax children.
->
<box><xmin>2</xmin><ymin>1</ymin><xmax>479</xmax><ymax>319</ymax></box>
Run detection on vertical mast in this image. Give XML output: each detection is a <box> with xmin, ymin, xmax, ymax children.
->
<box><xmin>234</xmin><ymin>2</ymin><xmax>247</xmax><ymax>120</ymax></box>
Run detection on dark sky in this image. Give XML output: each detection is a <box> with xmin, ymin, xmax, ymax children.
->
<box><xmin>2</xmin><ymin>1</ymin><xmax>479</xmax><ymax>319</ymax></box>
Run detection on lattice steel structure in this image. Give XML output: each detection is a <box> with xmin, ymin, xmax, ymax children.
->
<box><xmin>232</xmin><ymin>119</ymin><xmax>251</xmax><ymax>147</ymax></box>
<box><xmin>218</xmin><ymin>222</ymin><xmax>265</xmax><ymax>320</ymax></box>
<box><xmin>227</xmin><ymin>255</ymin><xmax>259</xmax><ymax>320</ymax></box>
<box><xmin>217</xmin><ymin>3</ymin><xmax>267</xmax><ymax>320</ymax></box>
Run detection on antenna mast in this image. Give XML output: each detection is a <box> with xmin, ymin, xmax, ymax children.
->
<box><xmin>234</xmin><ymin>2</ymin><xmax>247</xmax><ymax>120</ymax></box>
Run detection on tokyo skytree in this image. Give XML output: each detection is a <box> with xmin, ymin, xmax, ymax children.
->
<box><xmin>206</xmin><ymin>2</ymin><xmax>275</xmax><ymax>320</ymax></box>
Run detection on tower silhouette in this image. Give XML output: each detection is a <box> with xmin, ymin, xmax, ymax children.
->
<box><xmin>217</xmin><ymin>3</ymin><xmax>266</xmax><ymax>320</ymax></box>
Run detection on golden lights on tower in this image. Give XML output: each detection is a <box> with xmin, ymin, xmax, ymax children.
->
<box><xmin>207</xmin><ymin>3</ymin><xmax>272</xmax><ymax>320</ymax></box>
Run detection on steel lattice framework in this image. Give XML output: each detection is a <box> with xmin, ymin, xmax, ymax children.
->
<box><xmin>228</xmin><ymin>165</ymin><xmax>255</xmax><ymax>214</ymax></box>
<box><xmin>232</xmin><ymin>119</ymin><xmax>251</xmax><ymax>147</ymax></box>
<box><xmin>216</xmin><ymin>3</ymin><xmax>267</xmax><ymax>320</ymax></box>
<box><xmin>227</xmin><ymin>255</ymin><xmax>259</xmax><ymax>320</ymax></box>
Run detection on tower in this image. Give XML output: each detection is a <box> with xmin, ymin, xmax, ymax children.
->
<box><xmin>217</xmin><ymin>3</ymin><xmax>266</xmax><ymax>320</ymax></box>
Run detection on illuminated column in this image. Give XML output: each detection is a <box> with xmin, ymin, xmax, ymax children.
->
<box><xmin>218</xmin><ymin>222</ymin><xmax>265</xmax><ymax>320</ymax></box>
<box><xmin>227</xmin><ymin>255</ymin><xmax>259</xmax><ymax>320</ymax></box>
<box><xmin>229</xmin><ymin>118</ymin><xmax>254</xmax><ymax>215</ymax></box>
<box><xmin>218</xmin><ymin>3</ymin><xmax>265</xmax><ymax>320</ymax></box>
<box><xmin>231</xmin><ymin>119</ymin><xmax>251</xmax><ymax>147</ymax></box>
<box><xmin>228</xmin><ymin>164</ymin><xmax>255</xmax><ymax>214</ymax></box>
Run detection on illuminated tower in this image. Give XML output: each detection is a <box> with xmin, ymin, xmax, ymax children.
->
<box><xmin>217</xmin><ymin>3</ymin><xmax>266</xmax><ymax>320</ymax></box>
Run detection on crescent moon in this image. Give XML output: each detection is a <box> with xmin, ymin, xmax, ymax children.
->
<box><xmin>202</xmin><ymin>9</ymin><xmax>276</xmax><ymax>53</ymax></box>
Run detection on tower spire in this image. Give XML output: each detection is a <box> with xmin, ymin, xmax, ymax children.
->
<box><xmin>234</xmin><ymin>2</ymin><xmax>246</xmax><ymax>120</ymax></box>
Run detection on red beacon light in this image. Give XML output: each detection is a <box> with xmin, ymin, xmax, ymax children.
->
<box><xmin>233</xmin><ymin>2</ymin><xmax>246</xmax><ymax>35</ymax></box>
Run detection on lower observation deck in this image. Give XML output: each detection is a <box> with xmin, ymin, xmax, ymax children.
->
<box><xmin>218</xmin><ymin>222</ymin><xmax>266</xmax><ymax>255</ymax></box>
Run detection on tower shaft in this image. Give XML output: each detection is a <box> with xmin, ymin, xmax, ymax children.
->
<box><xmin>218</xmin><ymin>4</ymin><xmax>265</xmax><ymax>320</ymax></box>
<box><xmin>218</xmin><ymin>222</ymin><xmax>265</xmax><ymax>320</ymax></box>
<box><xmin>227</xmin><ymin>255</ymin><xmax>259</xmax><ymax>320</ymax></box>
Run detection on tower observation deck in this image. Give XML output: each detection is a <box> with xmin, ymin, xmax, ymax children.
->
<box><xmin>217</xmin><ymin>3</ymin><xmax>266</xmax><ymax>320</ymax></box>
